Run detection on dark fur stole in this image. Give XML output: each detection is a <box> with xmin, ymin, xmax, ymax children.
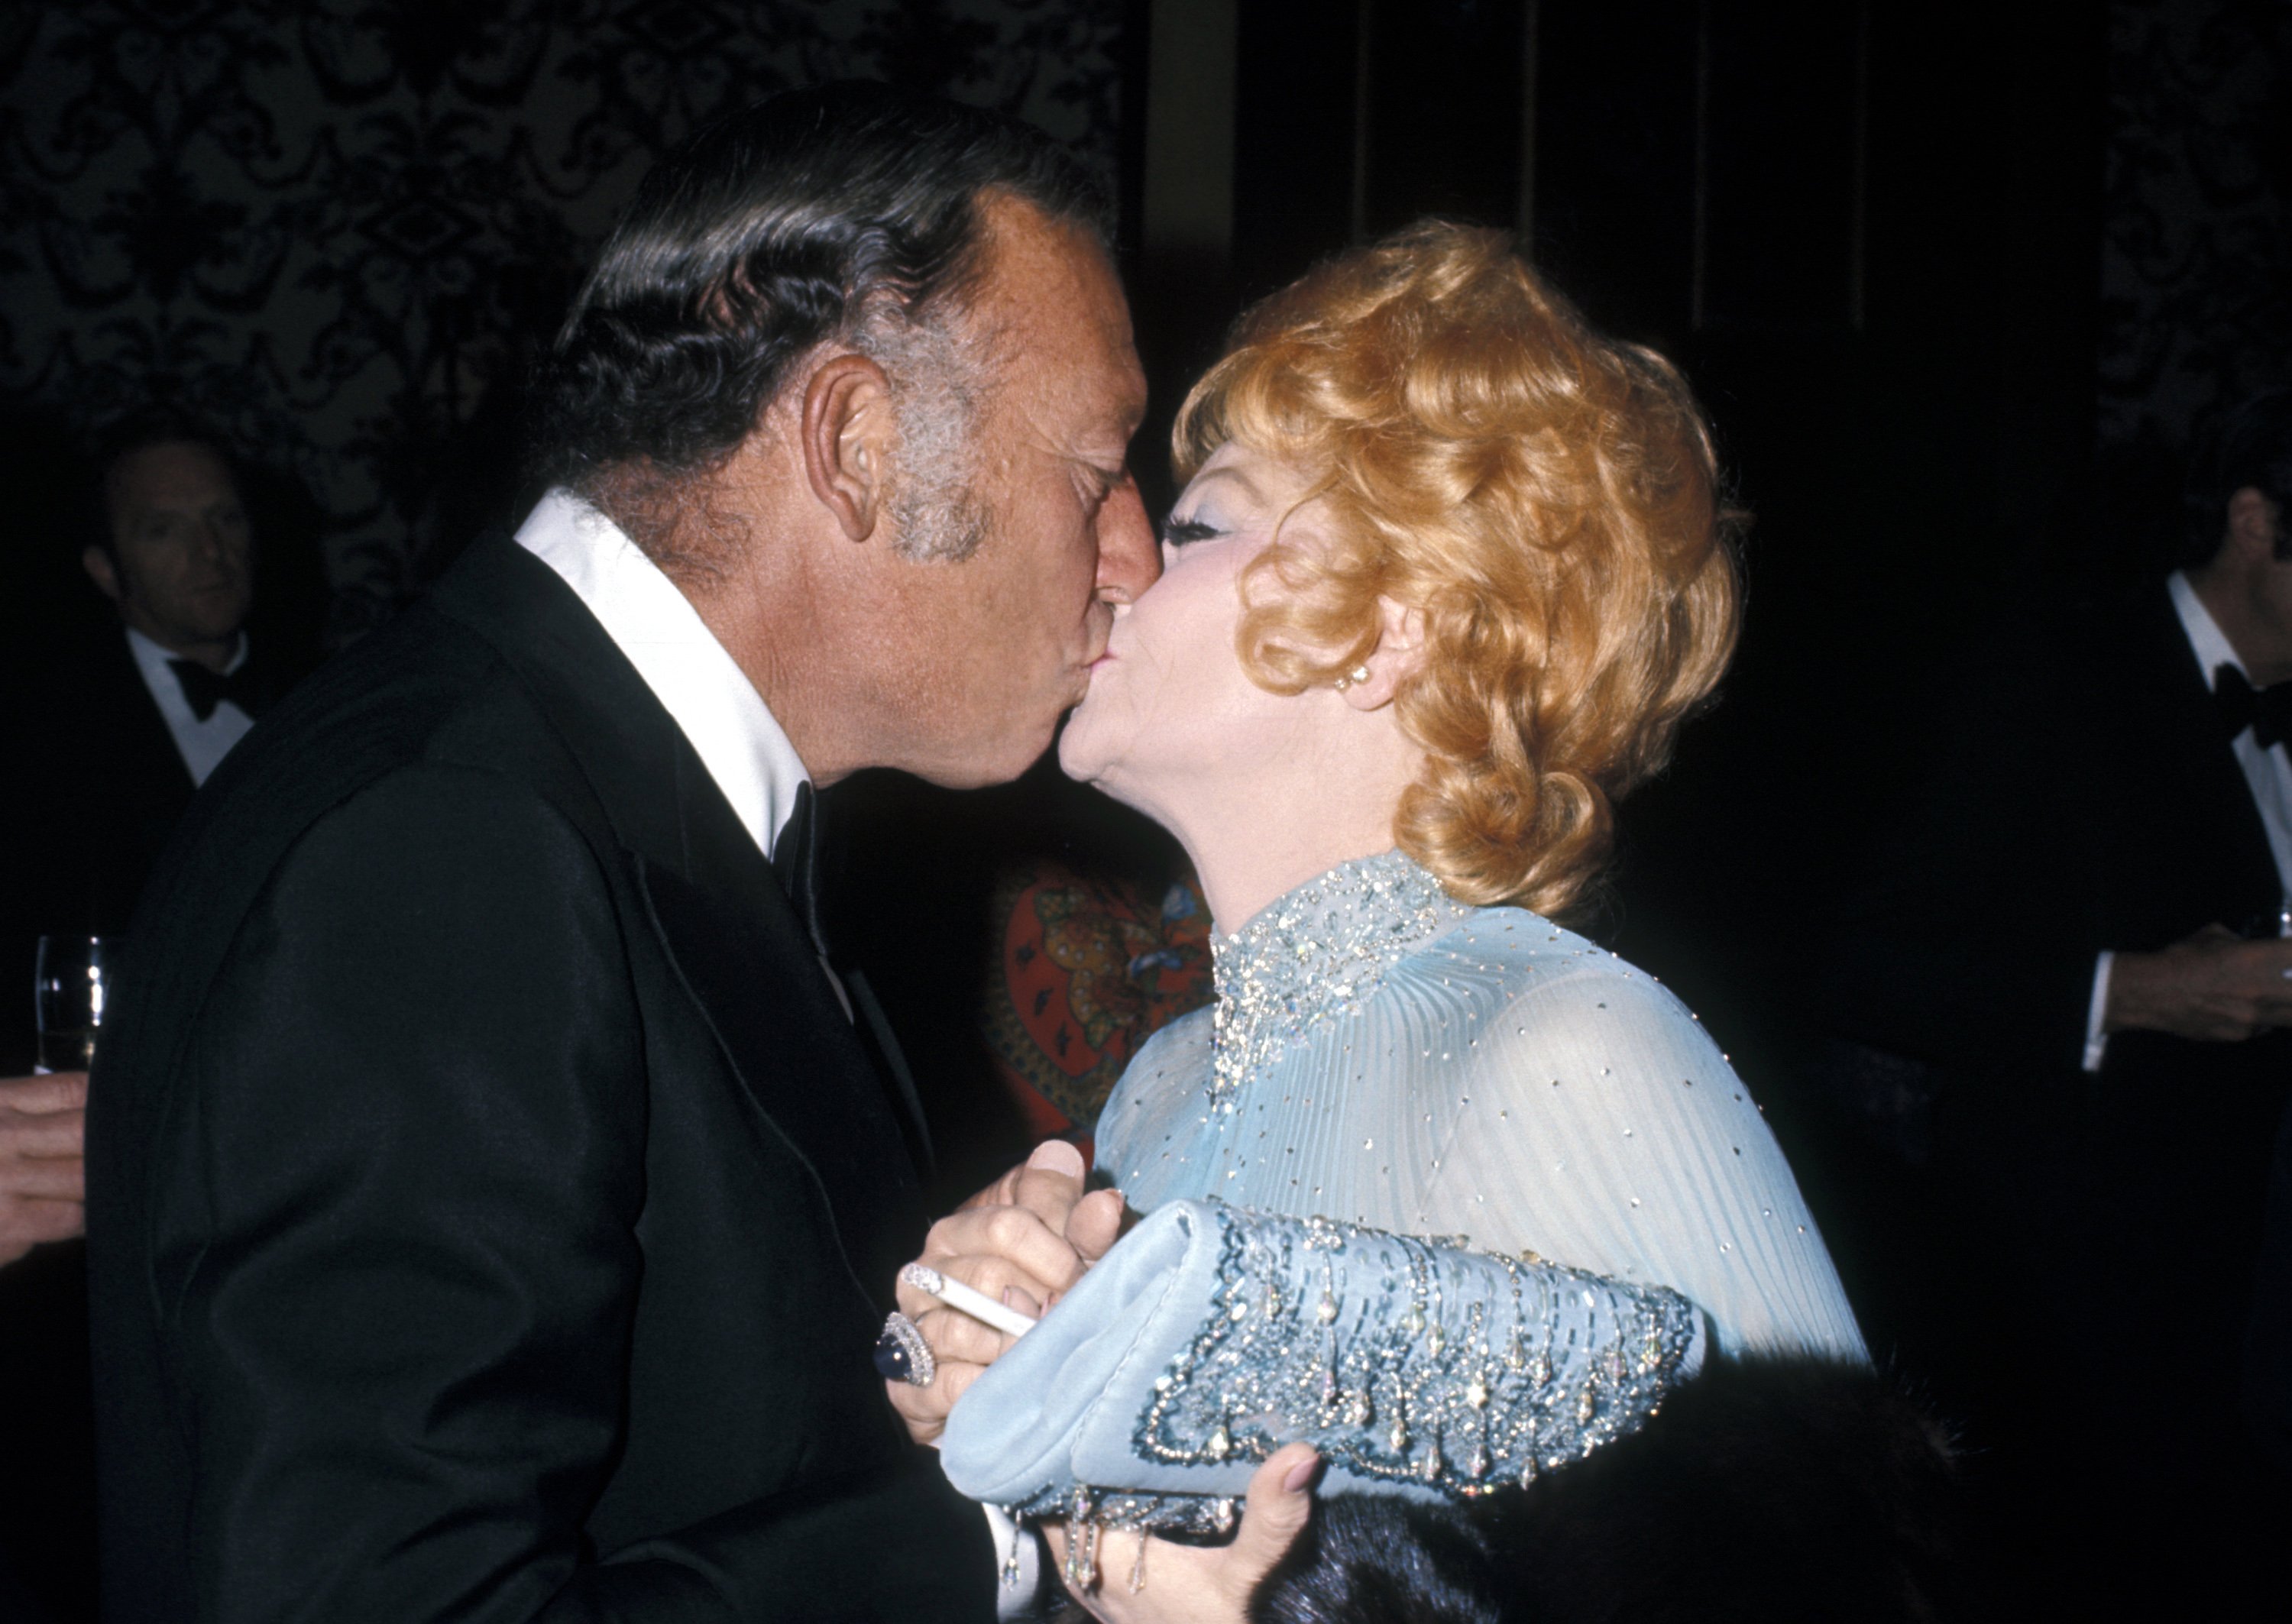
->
<box><xmin>1246</xmin><ymin>1356</ymin><xmax>1966</xmax><ymax>1624</ymax></box>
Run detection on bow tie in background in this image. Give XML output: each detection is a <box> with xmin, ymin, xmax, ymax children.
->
<box><xmin>2214</xmin><ymin>665</ymin><xmax>2292</xmax><ymax>749</ymax></box>
<box><xmin>170</xmin><ymin>658</ymin><xmax>270</xmax><ymax>723</ymax></box>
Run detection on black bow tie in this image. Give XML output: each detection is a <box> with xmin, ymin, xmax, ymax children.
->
<box><xmin>170</xmin><ymin>657</ymin><xmax>269</xmax><ymax>723</ymax></box>
<box><xmin>2214</xmin><ymin>665</ymin><xmax>2292</xmax><ymax>749</ymax></box>
<box><xmin>771</xmin><ymin>781</ymin><xmax>824</xmax><ymax>953</ymax></box>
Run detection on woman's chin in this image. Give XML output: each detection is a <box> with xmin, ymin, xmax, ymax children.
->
<box><xmin>1058</xmin><ymin>681</ymin><xmax>1138</xmax><ymax>777</ymax></box>
<box><xmin>1056</xmin><ymin>714</ymin><xmax>1154</xmax><ymax>813</ymax></box>
<box><xmin>1054</xmin><ymin>709</ymin><xmax>1107</xmax><ymax>783</ymax></box>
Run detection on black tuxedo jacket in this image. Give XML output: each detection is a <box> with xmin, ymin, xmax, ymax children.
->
<box><xmin>57</xmin><ymin>629</ymin><xmax>199</xmax><ymax>920</ymax></box>
<box><xmin>85</xmin><ymin>538</ymin><xmax>993</xmax><ymax>1622</ymax></box>
<box><xmin>1818</xmin><ymin>585</ymin><xmax>2288</xmax><ymax>1088</ymax></box>
<box><xmin>7</xmin><ymin>626</ymin><xmax>308</xmax><ymax>1044</ymax></box>
<box><xmin>1</xmin><ymin>627</ymin><xmax>296</xmax><ymax>1623</ymax></box>
<box><xmin>1809</xmin><ymin>584</ymin><xmax>2291</xmax><ymax>1438</ymax></box>
<box><xmin>7</xmin><ymin>629</ymin><xmax>194</xmax><ymax>1059</ymax></box>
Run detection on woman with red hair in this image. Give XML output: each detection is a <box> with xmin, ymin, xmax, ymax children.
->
<box><xmin>1054</xmin><ymin>219</ymin><xmax>1856</xmax><ymax>1357</ymax></box>
<box><xmin>902</xmin><ymin>222</ymin><xmax>1899</xmax><ymax>1623</ymax></box>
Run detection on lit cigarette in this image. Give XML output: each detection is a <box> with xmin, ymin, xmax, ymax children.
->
<box><xmin>899</xmin><ymin>1263</ymin><xmax>1038</xmax><ymax>1339</ymax></box>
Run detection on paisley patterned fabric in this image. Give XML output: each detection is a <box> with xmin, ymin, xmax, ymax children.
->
<box><xmin>981</xmin><ymin>859</ymin><xmax>1212</xmax><ymax>1153</ymax></box>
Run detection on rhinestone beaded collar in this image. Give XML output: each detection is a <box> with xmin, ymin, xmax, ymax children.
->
<box><xmin>1207</xmin><ymin>850</ymin><xmax>1468</xmax><ymax>1114</ymax></box>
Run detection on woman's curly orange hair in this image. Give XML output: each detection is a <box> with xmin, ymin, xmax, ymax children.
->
<box><xmin>1174</xmin><ymin>220</ymin><xmax>1740</xmax><ymax>918</ymax></box>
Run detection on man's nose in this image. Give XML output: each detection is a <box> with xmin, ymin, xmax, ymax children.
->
<box><xmin>1094</xmin><ymin>477</ymin><xmax>1159</xmax><ymax>604</ymax></box>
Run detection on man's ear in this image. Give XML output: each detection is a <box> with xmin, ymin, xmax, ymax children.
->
<box><xmin>801</xmin><ymin>353</ymin><xmax>896</xmax><ymax>543</ymax></box>
<box><xmin>2229</xmin><ymin>486</ymin><xmax>2284</xmax><ymax>560</ymax></box>
<box><xmin>82</xmin><ymin>544</ymin><xmax>121</xmax><ymax>603</ymax></box>
<box><xmin>1339</xmin><ymin>596</ymin><xmax>1429</xmax><ymax>711</ymax></box>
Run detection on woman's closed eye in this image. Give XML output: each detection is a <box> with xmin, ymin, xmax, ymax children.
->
<box><xmin>1161</xmin><ymin>516</ymin><xmax>1219</xmax><ymax>547</ymax></box>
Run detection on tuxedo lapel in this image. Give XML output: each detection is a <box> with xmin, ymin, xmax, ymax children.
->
<box><xmin>57</xmin><ymin>632</ymin><xmax>199</xmax><ymax>935</ymax></box>
<box><xmin>98</xmin><ymin>631</ymin><xmax>198</xmax><ymax>807</ymax></box>
<box><xmin>841</xmin><ymin>966</ymin><xmax>936</xmax><ymax>1186</ymax></box>
<box><xmin>2129</xmin><ymin>590</ymin><xmax>2283</xmax><ymax>924</ymax></box>
<box><xmin>635</xmin><ymin>776</ymin><xmax>926</xmax><ymax>1307</ymax></box>
<box><xmin>432</xmin><ymin>536</ymin><xmax>927</xmax><ymax>1306</ymax></box>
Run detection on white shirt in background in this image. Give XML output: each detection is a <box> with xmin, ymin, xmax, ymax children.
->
<box><xmin>2083</xmin><ymin>572</ymin><xmax>2292</xmax><ymax>1070</ymax></box>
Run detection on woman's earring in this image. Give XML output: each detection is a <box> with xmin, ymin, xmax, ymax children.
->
<box><xmin>1333</xmin><ymin>663</ymin><xmax>1372</xmax><ymax>692</ymax></box>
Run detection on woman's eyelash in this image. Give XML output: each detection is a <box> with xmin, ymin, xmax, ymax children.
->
<box><xmin>1162</xmin><ymin>518</ymin><xmax>1218</xmax><ymax>546</ymax></box>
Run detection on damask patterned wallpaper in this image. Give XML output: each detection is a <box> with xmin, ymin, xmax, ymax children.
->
<box><xmin>0</xmin><ymin>0</ymin><xmax>1124</xmax><ymax>634</ymax></box>
<box><xmin>2099</xmin><ymin>0</ymin><xmax>2291</xmax><ymax>517</ymax></box>
<box><xmin>5</xmin><ymin>2</ymin><xmax>2278</xmax><ymax>631</ymax></box>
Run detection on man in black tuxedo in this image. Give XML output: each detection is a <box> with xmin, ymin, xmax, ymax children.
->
<box><xmin>1808</xmin><ymin>390</ymin><xmax>2292</xmax><ymax>1609</ymax></box>
<box><xmin>85</xmin><ymin>86</ymin><xmax>1157</xmax><ymax>1621</ymax></box>
<box><xmin>7</xmin><ymin>425</ymin><xmax>292</xmax><ymax>1005</ymax></box>
<box><xmin>1</xmin><ymin>422</ymin><xmax>299</xmax><ymax>1623</ymax></box>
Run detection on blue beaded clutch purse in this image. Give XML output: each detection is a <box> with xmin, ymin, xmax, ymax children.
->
<box><xmin>939</xmin><ymin>1198</ymin><xmax>1705</xmax><ymax>1535</ymax></box>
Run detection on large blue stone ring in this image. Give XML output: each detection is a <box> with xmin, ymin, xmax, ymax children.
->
<box><xmin>876</xmin><ymin>1311</ymin><xmax>935</xmax><ymax>1386</ymax></box>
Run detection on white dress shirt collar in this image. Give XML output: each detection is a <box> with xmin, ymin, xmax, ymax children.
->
<box><xmin>514</xmin><ymin>488</ymin><xmax>808</xmax><ymax>861</ymax></box>
<box><xmin>128</xmin><ymin>625</ymin><xmax>249</xmax><ymax>681</ymax></box>
<box><xmin>2084</xmin><ymin>574</ymin><xmax>2292</xmax><ymax>1072</ymax></box>
<box><xmin>2168</xmin><ymin>568</ymin><xmax>2246</xmax><ymax>688</ymax></box>
<box><xmin>125</xmin><ymin>626</ymin><xmax>254</xmax><ymax>788</ymax></box>
<box><xmin>2168</xmin><ymin>568</ymin><xmax>2292</xmax><ymax>895</ymax></box>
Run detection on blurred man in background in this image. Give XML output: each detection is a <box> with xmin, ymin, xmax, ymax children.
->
<box><xmin>1808</xmin><ymin>387</ymin><xmax>2292</xmax><ymax>1616</ymax></box>
<box><xmin>8</xmin><ymin>421</ymin><xmax>303</xmax><ymax>1007</ymax></box>
<box><xmin>1</xmin><ymin>418</ymin><xmax>304</xmax><ymax>1622</ymax></box>
<box><xmin>57</xmin><ymin>425</ymin><xmax>287</xmax><ymax>914</ymax></box>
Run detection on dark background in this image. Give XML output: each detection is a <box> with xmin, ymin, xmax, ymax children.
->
<box><xmin>2</xmin><ymin>0</ymin><xmax>2287</xmax><ymax>1192</ymax></box>
<box><xmin>2</xmin><ymin>8</ymin><xmax>2284</xmax><ymax>1617</ymax></box>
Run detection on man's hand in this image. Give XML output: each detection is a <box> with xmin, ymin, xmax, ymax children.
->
<box><xmin>0</xmin><ymin>1071</ymin><xmax>87</xmax><ymax>1267</ymax></box>
<box><xmin>1041</xmin><ymin>1444</ymin><xmax>1319</xmax><ymax>1623</ymax></box>
<box><xmin>2108</xmin><ymin>924</ymin><xmax>2292</xmax><ymax>1043</ymax></box>
<box><xmin>886</xmin><ymin>1139</ymin><xmax>1125</xmax><ymax>1445</ymax></box>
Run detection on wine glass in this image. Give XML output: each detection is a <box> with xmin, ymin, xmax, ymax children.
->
<box><xmin>34</xmin><ymin>936</ymin><xmax>115</xmax><ymax>1074</ymax></box>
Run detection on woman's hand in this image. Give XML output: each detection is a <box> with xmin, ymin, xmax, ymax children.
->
<box><xmin>1041</xmin><ymin>1444</ymin><xmax>1319</xmax><ymax>1623</ymax></box>
<box><xmin>886</xmin><ymin>1139</ymin><xmax>1126</xmax><ymax>1445</ymax></box>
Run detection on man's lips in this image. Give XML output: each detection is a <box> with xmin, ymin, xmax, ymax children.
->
<box><xmin>1086</xmin><ymin>652</ymin><xmax>1117</xmax><ymax>674</ymax></box>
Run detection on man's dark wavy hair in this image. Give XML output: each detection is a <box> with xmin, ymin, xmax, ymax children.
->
<box><xmin>2184</xmin><ymin>387</ymin><xmax>2292</xmax><ymax>565</ymax></box>
<box><xmin>527</xmin><ymin>81</ymin><xmax>1112</xmax><ymax>503</ymax></box>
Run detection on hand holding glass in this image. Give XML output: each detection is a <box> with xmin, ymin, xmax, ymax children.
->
<box><xmin>34</xmin><ymin>936</ymin><xmax>115</xmax><ymax>1074</ymax></box>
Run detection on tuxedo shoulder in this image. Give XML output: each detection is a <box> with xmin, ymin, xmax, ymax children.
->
<box><xmin>281</xmin><ymin>761</ymin><xmax>610</xmax><ymax>878</ymax></box>
<box><xmin>130</xmin><ymin>612</ymin><xmax>633</xmax><ymax>982</ymax></box>
<box><xmin>264</xmin><ymin>600</ymin><xmax>551</xmax><ymax>754</ymax></box>
<box><xmin>203</xmin><ymin>601</ymin><xmax>609</xmax><ymax>839</ymax></box>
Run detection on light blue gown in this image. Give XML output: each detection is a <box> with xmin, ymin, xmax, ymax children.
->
<box><xmin>940</xmin><ymin>852</ymin><xmax>1863</xmax><ymax>1560</ymax></box>
<box><xmin>1095</xmin><ymin>850</ymin><xmax>1867</xmax><ymax>1363</ymax></box>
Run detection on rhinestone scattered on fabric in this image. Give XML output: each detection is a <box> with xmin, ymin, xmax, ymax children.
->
<box><xmin>1000</xmin><ymin>1201</ymin><xmax>1701</xmax><ymax>1535</ymax></box>
<box><xmin>1209</xmin><ymin>851</ymin><xmax>1468</xmax><ymax>1115</ymax></box>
